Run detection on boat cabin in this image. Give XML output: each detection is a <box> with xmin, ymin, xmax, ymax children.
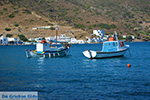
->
<box><xmin>102</xmin><ymin>41</ymin><xmax>118</xmax><ymax>52</ymax></box>
<box><xmin>102</xmin><ymin>40</ymin><xmax>126</xmax><ymax>52</ymax></box>
<box><xmin>36</xmin><ymin>40</ymin><xmax>64</xmax><ymax>53</ymax></box>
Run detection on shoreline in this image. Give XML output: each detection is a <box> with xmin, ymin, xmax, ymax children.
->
<box><xmin>0</xmin><ymin>41</ymin><xmax>150</xmax><ymax>46</ymax></box>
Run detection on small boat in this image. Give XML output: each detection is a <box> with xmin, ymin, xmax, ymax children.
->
<box><xmin>25</xmin><ymin>16</ymin><xmax>70</xmax><ymax>58</ymax></box>
<box><xmin>25</xmin><ymin>40</ymin><xmax>70</xmax><ymax>58</ymax></box>
<box><xmin>83</xmin><ymin>32</ymin><xmax>130</xmax><ymax>59</ymax></box>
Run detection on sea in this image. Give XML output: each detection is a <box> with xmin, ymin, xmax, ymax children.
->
<box><xmin>0</xmin><ymin>42</ymin><xmax>150</xmax><ymax>100</ymax></box>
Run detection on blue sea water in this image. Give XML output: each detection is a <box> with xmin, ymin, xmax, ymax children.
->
<box><xmin>0</xmin><ymin>42</ymin><xmax>150</xmax><ymax>100</ymax></box>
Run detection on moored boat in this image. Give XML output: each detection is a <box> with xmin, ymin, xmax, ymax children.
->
<box><xmin>83</xmin><ymin>32</ymin><xmax>130</xmax><ymax>59</ymax></box>
<box><xmin>25</xmin><ymin>40</ymin><xmax>70</xmax><ymax>58</ymax></box>
<box><xmin>25</xmin><ymin>16</ymin><xmax>71</xmax><ymax>58</ymax></box>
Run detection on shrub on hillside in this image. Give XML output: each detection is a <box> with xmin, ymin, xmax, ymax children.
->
<box><xmin>5</xmin><ymin>28</ymin><xmax>11</xmax><ymax>31</ymax></box>
<box><xmin>125</xmin><ymin>36</ymin><xmax>132</xmax><ymax>41</ymax></box>
<box><xmin>146</xmin><ymin>37</ymin><xmax>150</xmax><ymax>40</ymax></box>
<box><xmin>9</xmin><ymin>13</ymin><xmax>15</xmax><ymax>18</ymax></box>
<box><xmin>3</xmin><ymin>8</ymin><xmax>7</xmax><ymax>11</ymax></box>
<box><xmin>118</xmin><ymin>35</ymin><xmax>123</xmax><ymax>40</ymax></box>
<box><xmin>110</xmin><ymin>24</ymin><xmax>117</xmax><ymax>29</ymax></box>
<box><xmin>14</xmin><ymin>24</ymin><xmax>19</xmax><ymax>27</ymax></box>
<box><xmin>6</xmin><ymin>34</ymin><xmax>13</xmax><ymax>37</ymax></box>
<box><xmin>23</xmin><ymin>9</ymin><xmax>31</xmax><ymax>14</ymax></box>
<box><xmin>18</xmin><ymin>34</ymin><xmax>28</xmax><ymax>41</ymax></box>
<box><xmin>76</xmin><ymin>24</ymin><xmax>85</xmax><ymax>29</ymax></box>
<box><xmin>50</xmin><ymin>27</ymin><xmax>55</xmax><ymax>30</ymax></box>
<box><xmin>98</xmin><ymin>23</ymin><xmax>111</xmax><ymax>30</ymax></box>
<box><xmin>0</xmin><ymin>12</ymin><xmax>3</xmax><ymax>15</ymax></box>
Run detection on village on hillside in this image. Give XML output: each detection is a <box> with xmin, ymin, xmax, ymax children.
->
<box><xmin>0</xmin><ymin>28</ymin><xmax>135</xmax><ymax>45</ymax></box>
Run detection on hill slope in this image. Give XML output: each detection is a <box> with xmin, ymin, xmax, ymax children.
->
<box><xmin>0</xmin><ymin>0</ymin><xmax>150</xmax><ymax>41</ymax></box>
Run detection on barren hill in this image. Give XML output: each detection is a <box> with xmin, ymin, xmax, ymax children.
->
<box><xmin>0</xmin><ymin>0</ymin><xmax>150</xmax><ymax>41</ymax></box>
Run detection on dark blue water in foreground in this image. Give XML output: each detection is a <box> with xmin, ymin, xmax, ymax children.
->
<box><xmin>0</xmin><ymin>42</ymin><xmax>150</xmax><ymax>100</ymax></box>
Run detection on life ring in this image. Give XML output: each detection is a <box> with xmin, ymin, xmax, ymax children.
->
<box><xmin>120</xmin><ymin>41</ymin><xmax>124</xmax><ymax>47</ymax></box>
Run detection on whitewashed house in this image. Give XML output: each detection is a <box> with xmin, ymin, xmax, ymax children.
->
<box><xmin>28</xmin><ymin>38</ymin><xmax>35</xmax><ymax>41</ymax></box>
<box><xmin>93</xmin><ymin>30</ymin><xmax>104</xmax><ymax>39</ymax></box>
<box><xmin>0</xmin><ymin>36</ymin><xmax>8</xmax><ymax>45</ymax></box>
<box><xmin>45</xmin><ymin>34</ymin><xmax>71</xmax><ymax>43</ymax></box>
<box><xmin>32</xmin><ymin>26</ymin><xmax>51</xmax><ymax>30</ymax></box>
<box><xmin>77</xmin><ymin>39</ymin><xmax>85</xmax><ymax>44</ymax></box>
<box><xmin>45</xmin><ymin>37</ymin><xmax>55</xmax><ymax>42</ymax></box>
<box><xmin>102</xmin><ymin>35</ymin><xmax>109</xmax><ymax>42</ymax></box>
<box><xmin>7</xmin><ymin>38</ymin><xmax>19</xmax><ymax>44</ymax></box>
<box><xmin>86</xmin><ymin>37</ymin><xmax>92</xmax><ymax>43</ymax></box>
<box><xmin>35</xmin><ymin>37</ymin><xmax>43</xmax><ymax>42</ymax></box>
<box><xmin>69</xmin><ymin>38</ymin><xmax>85</xmax><ymax>44</ymax></box>
<box><xmin>123</xmin><ymin>35</ymin><xmax>127</xmax><ymax>39</ymax></box>
<box><xmin>69</xmin><ymin>38</ymin><xmax>78</xmax><ymax>44</ymax></box>
<box><xmin>131</xmin><ymin>35</ymin><xmax>135</xmax><ymax>39</ymax></box>
<box><xmin>57</xmin><ymin>34</ymin><xmax>71</xmax><ymax>42</ymax></box>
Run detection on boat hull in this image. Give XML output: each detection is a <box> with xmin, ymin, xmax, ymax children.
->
<box><xmin>25</xmin><ymin>48</ymin><xmax>69</xmax><ymax>58</ymax></box>
<box><xmin>83</xmin><ymin>49</ymin><xmax>128</xmax><ymax>59</ymax></box>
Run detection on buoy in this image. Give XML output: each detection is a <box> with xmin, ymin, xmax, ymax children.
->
<box><xmin>127</xmin><ymin>64</ymin><xmax>131</xmax><ymax>68</ymax></box>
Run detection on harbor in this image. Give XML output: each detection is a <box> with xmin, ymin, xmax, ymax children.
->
<box><xmin>0</xmin><ymin>0</ymin><xmax>150</xmax><ymax>99</ymax></box>
<box><xmin>0</xmin><ymin>42</ymin><xmax>150</xmax><ymax>99</ymax></box>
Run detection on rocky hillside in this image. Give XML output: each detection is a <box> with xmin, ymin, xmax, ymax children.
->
<box><xmin>0</xmin><ymin>0</ymin><xmax>150</xmax><ymax>41</ymax></box>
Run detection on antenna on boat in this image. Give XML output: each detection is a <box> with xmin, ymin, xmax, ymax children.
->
<box><xmin>114</xmin><ymin>31</ymin><xmax>118</xmax><ymax>41</ymax></box>
<box><xmin>56</xmin><ymin>16</ymin><xmax>59</xmax><ymax>45</ymax></box>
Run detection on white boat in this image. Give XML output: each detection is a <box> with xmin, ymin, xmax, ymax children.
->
<box><xmin>83</xmin><ymin>32</ymin><xmax>130</xmax><ymax>59</ymax></box>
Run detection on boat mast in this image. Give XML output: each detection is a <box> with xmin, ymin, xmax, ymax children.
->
<box><xmin>115</xmin><ymin>31</ymin><xmax>119</xmax><ymax>51</ymax></box>
<box><xmin>56</xmin><ymin>16</ymin><xmax>59</xmax><ymax>45</ymax></box>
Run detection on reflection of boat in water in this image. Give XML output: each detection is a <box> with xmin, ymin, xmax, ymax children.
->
<box><xmin>83</xmin><ymin>32</ymin><xmax>130</xmax><ymax>59</ymax></box>
<box><xmin>25</xmin><ymin>40</ymin><xmax>70</xmax><ymax>58</ymax></box>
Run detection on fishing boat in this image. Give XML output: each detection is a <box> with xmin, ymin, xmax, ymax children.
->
<box><xmin>83</xmin><ymin>32</ymin><xmax>130</xmax><ymax>59</ymax></box>
<box><xmin>25</xmin><ymin>16</ymin><xmax>70</xmax><ymax>58</ymax></box>
<box><xmin>25</xmin><ymin>40</ymin><xmax>70</xmax><ymax>58</ymax></box>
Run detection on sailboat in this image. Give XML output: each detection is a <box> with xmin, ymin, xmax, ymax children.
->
<box><xmin>83</xmin><ymin>32</ymin><xmax>130</xmax><ymax>59</ymax></box>
<box><xmin>25</xmin><ymin>17</ymin><xmax>70</xmax><ymax>58</ymax></box>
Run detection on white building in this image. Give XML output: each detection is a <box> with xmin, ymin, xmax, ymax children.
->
<box><xmin>45</xmin><ymin>34</ymin><xmax>71</xmax><ymax>43</ymax></box>
<box><xmin>7</xmin><ymin>38</ymin><xmax>19</xmax><ymax>44</ymax></box>
<box><xmin>69</xmin><ymin>38</ymin><xmax>85</xmax><ymax>44</ymax></box>
<box><xmin>28</xmin><ymin>38</ymin><xmax>35</xmax><ymax>41</ymax></box>
<box><xmin>0</xmin><ymin>36</ymin><xmax>8</xmax><ymax>45</ymax></box>
<box><xmin>57</xmin><ymin>34</ymin><xmax>71</xmax><ymax>42</ymax></box>
<box><xmin>45</xmin><ymin>37</ymin><xmax>55</xmax><ymax>42</ymax></box>
<box><xmin>32</xmin><ymin>26</ymin><xmax>51</xmax><ymax>30</ymax></box>
<box><xmin>86</xmin><ymin>37</ymin><xmax>92</xmax><ymax>43</ymax></box>
<box><xmin>123</xmin><ymin>35</ymin><xmax>127</xmax><ymax>38</ymax></box>
<box><xmin>35</xmin><ymin>37</ymin><xmax>43</xmax><ymax>42</ymax></box>
<box><xmin>102</xmin><ymin>35</ymin><xmax>109</xmax><ymax>42</ymax></box>
<box><xmin>123</xmin><ymin>35</ymin><xmax>135</xmax><ymax>40</ymax></box>
<box><xmin>93</xmin><ymin>30</ymin><xmax>104</xmax><ymax>39</ymax></box>
<box><xmin>131</xmin><ymin>36</ymin><xmax>135</xmax><ymax>39</ymax></box>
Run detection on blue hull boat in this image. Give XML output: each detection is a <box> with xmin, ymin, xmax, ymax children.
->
<box><xmin>25</xmin><ymin>41</ymin><xmax>70</xmax><ymax>58</ymax></box>
<box><xmin>83</xmin><ymin>32</ymin><xmax>130</xmax><ymax>59</ymax></box>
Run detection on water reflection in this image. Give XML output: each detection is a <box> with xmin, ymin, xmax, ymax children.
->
<box><xmin>36</xmin><ymin>58</ymin><xmax>45</xmax><ymax>73</ymax></box>
<box><xmin>82</xmin><ymin>59</ymin><xmax>97</xmax><ymax>68</ymax></box>
<box><xmin>37</xmin><ymin>58</ymin><xmax>44</xmax><ymax>66</ymax></box>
